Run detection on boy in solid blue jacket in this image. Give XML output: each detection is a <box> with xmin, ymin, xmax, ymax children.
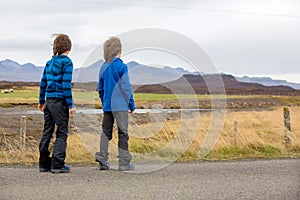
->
<box><xmin>38</xmin><ymin>34</ymin><xmax>76</xmax><ymax>173</ymax></box>
<box><xmin>95</xmin><ymin>36</ymin><xmax>135</xmax><ymax>171</ymax></box>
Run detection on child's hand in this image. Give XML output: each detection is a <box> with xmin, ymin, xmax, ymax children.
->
<box><xmin>38</xmin><ymin>104</ymin><xmax>44</xmax><ymax>112</ymax></box>
<box><xmin>69</xmin><ymin>108</ymin><xmax>76</xmax><ymax>115</ymax></box>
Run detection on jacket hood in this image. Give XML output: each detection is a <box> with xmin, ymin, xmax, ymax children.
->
<box><xmin>49</xmin><ymin>55</ymin><xmax>66</xmax><ymax>75</ymax></box>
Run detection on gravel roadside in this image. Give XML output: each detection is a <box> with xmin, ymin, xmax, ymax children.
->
<box><xmin>0</xmin><ymin>159</ymin><xmax>299</xmax><ymax>200</ymax></box>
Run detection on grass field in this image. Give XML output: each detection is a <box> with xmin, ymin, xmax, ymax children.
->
<box><xmin>0</xmin><ymin>88</ymin><xmax>296</xmax><ymax>108</ymax></box>
<box><xmin>0</xmin><ymin>89</ymin><xmax>215</xmax><ymax>101</ymax></box>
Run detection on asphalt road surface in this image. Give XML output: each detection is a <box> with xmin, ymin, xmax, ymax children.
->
<box><xmin>1</xmin><ymin>159</ymin><xmax>299</xmax><ymax>200</ymax></box>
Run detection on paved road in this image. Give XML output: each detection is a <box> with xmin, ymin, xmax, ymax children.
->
<box><xmin>0</xmin><ymin>159</ymin><xmax>299</xmax><ymax>200</ymax></box>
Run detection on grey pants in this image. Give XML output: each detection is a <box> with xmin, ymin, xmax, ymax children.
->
<box><xmin>95</xmin><ymin>111</ymin><xmax>132</xmax><ymax>167</ymax></box>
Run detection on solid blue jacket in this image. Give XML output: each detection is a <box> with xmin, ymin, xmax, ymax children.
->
<box><xmin>39</xmin><ymin>55</ymin><xmax>74</xmax><ymax>108</ymax></box>
<box><xmin>98</xmin><ymin>57</ymin><xmax>135</xmax><ymax>112</ymax></box>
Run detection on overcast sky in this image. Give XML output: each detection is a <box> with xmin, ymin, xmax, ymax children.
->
<box><xmin>0</xmin><ymin>0</ymin><xmax>300</xmax><ymax>83</ymax></box>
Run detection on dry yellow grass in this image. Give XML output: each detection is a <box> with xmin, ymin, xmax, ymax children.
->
<box><xmin>194</xmin><ymin>107</ymin><xmax>300</xmax><ymax>159</ymax></box>
<box><xmin>126</xmin><ymin>106</ymin><xmax>300</xmax><ymax>161</ymax></box>
<box><xmin>65</xmin><ymin>134</ymin><xmax>95</xmax><ymax>164</ymax></box>
<box><xmin>0</xmin><ymin>134</ymin><xmax>93</xmax><ymax>164</ymax></box>
<box><xmin>216</xmin><ymin>107</ymin><xmax>300</xmax><ymax>148</ymax></box>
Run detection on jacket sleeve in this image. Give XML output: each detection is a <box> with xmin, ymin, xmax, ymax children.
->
<box><xmin>119</xmin><ymin>64</ymin><xmax>135</xmax><ymax>111</ymax></box>
<box><xmin>39</xmin><ymin>65</ymin><xmax>48</xmax><ymax>105</ymax></box>
<box><xmin>62</xmin><ymin>58</ymin><xmax>74</xmax><ymax>108</ymax></box>
<box><xmin>98</xmin><ymin>67</ymin><xmax>104</xmax><ymax>102</ymax></box>
<box><xmin>128</xmin><ymin>95</ymin><xmax>136</xmax><ymax>111</ymax></box>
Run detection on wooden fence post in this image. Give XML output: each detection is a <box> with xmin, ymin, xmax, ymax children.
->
<box><xmin>19</xmin><ymin>116</ymin><xmax>26</xmax><ymax>151</ymax></box>
<box><xmin>233</xmin><ymin>120</ymin><xmax>238</xmax><ymax>147</ymax></box>
<box><xmin>283</xmin><ymin>107</ymin><xmax>291</xmax><ymax>149</ymax></box>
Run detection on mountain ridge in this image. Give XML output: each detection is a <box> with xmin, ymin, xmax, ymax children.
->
<box><xmin>0</xmin><ymin>59</ymin><xmax>299</xmax><ymax>89</ymax></box>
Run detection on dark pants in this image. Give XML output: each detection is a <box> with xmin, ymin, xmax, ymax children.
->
<box><xmin>95</xmin><ymin>111</ymin><xmax>132</xmax><ymax>167</ymax></box>
<box><xmin>39</xmin><ymin>99</ymin><xmax>69</xmax><ymax>169</ymax></box>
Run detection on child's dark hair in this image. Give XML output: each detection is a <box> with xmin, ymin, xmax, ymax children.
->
<box><xmin>53</xmin><ymin>34</ymin><xmax>72</xmax><ymax>56</ymax></box>
<box><xmin>103</xmin><ymin>36</ymin><xmax>121</xmax><ymax>63</ymax></box>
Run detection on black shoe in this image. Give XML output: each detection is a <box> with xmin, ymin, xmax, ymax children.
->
<box><xmin>98</xmin><ymin>161</ymin><xmax>110</xmax><ymax>170</ymax></box>
<box><xmin>39</xmin><ymin>157</ymin><xmax>52</xmax><ymax>172</ymax></box>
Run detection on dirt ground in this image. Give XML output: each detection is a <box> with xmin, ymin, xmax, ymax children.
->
<box><xmin>0</xmin><ymin>108</ymin><xmax>43</xmax><ymax>151</ymax></box>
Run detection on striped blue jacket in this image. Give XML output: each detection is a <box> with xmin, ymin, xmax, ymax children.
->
<box><xmin>39</xmin><ymin>55</ymin><xmax>74</xmax><ymax>108</ymax></box>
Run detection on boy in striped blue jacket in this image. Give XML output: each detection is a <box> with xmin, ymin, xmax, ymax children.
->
<box><xmin>38</xmin><ymin>34</ymin><xmax>76</xmax><ymax>173</ymax></box>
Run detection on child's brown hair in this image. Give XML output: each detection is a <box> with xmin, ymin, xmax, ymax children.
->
<box><xmin>103</xmin><ymin>36</ymin><xmax>122</xmax><ymax>63</ymax></box>
<box><xmin>53</xmin><ymin>34</ymin><xmax>72</xmax><ymax>56</ymax></box>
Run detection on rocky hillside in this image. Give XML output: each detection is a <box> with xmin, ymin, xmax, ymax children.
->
<box><xmin>135</xmin><ymin>74</ymin><xmax>300</xmax><ymax>96</ymax></box>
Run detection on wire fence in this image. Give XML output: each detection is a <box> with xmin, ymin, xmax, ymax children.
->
<box><xmin>0</xmin><ymin>107</ymin><xmax>299</xmax><ymax>156</ymax></box>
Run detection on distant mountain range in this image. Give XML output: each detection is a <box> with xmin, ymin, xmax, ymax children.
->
<box><xmin>235</xmin><ymin>76</ymin><xmax>300</xmax><ymax>90</ymax></box>
<box><xmin>0</xmin><ymin>59</ymin><xmax>300</xmax><ymax>89</ymax></box>
<box><xmin>0</xmin><ymin>59</ymin><xmax>44</xmax><ymax>82</ymax></box>
<box><xmin>73</xmin><ymin>60</ymin><xmax>192</xmax><ymax>84</ymax></box>
<box><xmin>0</xmin><ymin>59</ymin><xmax>190</xmax><ymax>85</ymax></box>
